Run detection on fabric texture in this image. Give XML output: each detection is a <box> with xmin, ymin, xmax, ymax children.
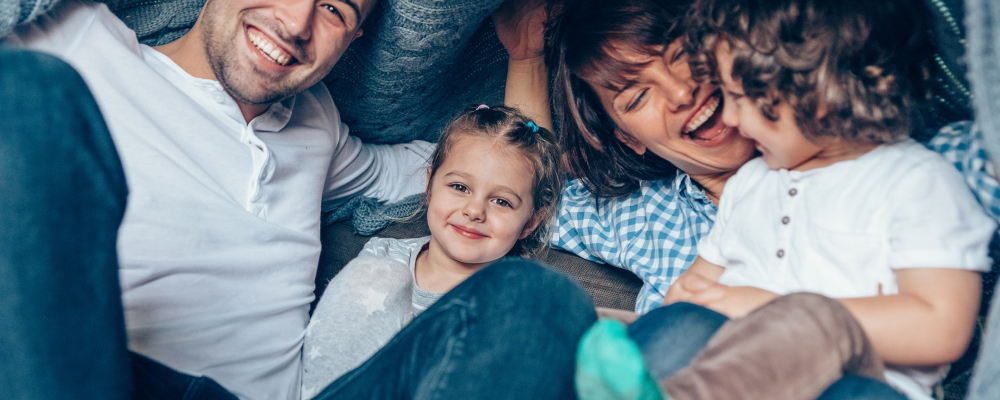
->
<box><xmin>304</xmin><ymin>236</ymin><xmax>442</xmax><ymax>398</ymax></box>
<box><xmin>552</xmin><ymin>122</ymin><xmax>1000</xmax><ymax>314</ymax></box>
<box><xmin>663</xmin><ymin>294</ymin><xmax>896</xmax><ymax>400</ymax></box>
<box><xmin>322</xmin><ymin>193</ymin><xmax>424</xmax><ymax>235</ymax></box>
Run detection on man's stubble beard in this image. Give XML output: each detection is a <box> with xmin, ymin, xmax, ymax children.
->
<box><xmin>199</xmin><ymin>4</ymin><xmax>304</xmax><ymax>106</ymax></box>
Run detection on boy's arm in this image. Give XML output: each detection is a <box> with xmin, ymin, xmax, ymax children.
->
<box><xmin>839</xmin><ymin>268</ymin><xmax>981</xmax><ymax>366</ymax></box>
<box><xmin>663</xmin><ymin>257</ymin><xmax>726</xmax><ymax>305</ymax></box>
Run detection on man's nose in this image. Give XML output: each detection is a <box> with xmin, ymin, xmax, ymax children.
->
<box><xmin>274</xmin><ymin>0</ymin><xmax>314</xmax><ymax>41</ymax></box>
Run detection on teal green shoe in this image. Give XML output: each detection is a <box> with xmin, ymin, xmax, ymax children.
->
<box><xmin>575</xmin><ymin>319</ymin><xmax>665</xmax><ymax>400</ymax></box>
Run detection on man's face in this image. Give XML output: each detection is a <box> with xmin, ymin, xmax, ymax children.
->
<box><xmin>199</xmin><ymin>0</ymin><xmax>371</xmax><ymax>105</ymax></box>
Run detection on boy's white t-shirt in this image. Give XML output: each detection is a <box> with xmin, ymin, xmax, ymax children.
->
<box><xmin>698</xmin><ymin>139</ymin><xmax>996</xmax><ymax>400</ymax></box>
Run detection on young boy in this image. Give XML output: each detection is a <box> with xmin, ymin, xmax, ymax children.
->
<box><xmin>575</xmin><ymin>0</ymin><xmax>997</xmax><ymax>399</ymax></box>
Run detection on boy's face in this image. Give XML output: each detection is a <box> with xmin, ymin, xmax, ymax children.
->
<box><xmin>198</xmin><ymin>0</ymin><xmax>371</xmax><ymax>106</ymax></box>
<box><xmin>715</xmin><ymin>42</ymin><xmax>823</xmax><ymax>171</ymax></box>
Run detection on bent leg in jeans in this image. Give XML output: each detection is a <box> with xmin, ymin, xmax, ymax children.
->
<box><xmin>315</xmin><ymin>258</ymin><xmax>599</xmax><ymax>400</ymax></box>
<box><xmin>0</xmin><ymin>48</ymin><xmax>234</xmax><ymax>400</ymax></box>
<box><xmin>627</xmin><ymin>294</ymin><xmax>905</xmax><ymax>400</ymax></box>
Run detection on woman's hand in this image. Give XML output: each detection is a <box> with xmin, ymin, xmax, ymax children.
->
<box><xmin>492</xmin><ymin>0</ymin><xmax>548</xmax><ymax>61</ymax></box>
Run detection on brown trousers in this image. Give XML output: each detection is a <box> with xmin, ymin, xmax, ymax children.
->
<box><xmin>663</xmin><ymin>293</ymin><xmax>885</xmax><ymax>400</ymax></box>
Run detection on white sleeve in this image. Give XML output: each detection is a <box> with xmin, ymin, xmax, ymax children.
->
<box><xmin>322</xmin><ymin>120</ymin><xmax>434</xmax><ymax>207</ymax></box>
<box><xmin>887</xmin><ymin>161</ymin><xmax>997</xmax><ymax>270</ymax></box>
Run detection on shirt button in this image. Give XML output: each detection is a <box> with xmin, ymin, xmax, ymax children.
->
<box><xmin>777</xmin><ymin>249</ymin><xmax>785</xmax><ymax>258</ymax></box>
<box><xmin>788</xmin><ymin>188</ymin><xmax>798</xmax><ymax>196</ymax></box>
<box><xmin>213</xmin><ymin>93</ymin><xmax>225</xmax><ymax>103</ymax></box>
<box><xmin>781</xmin><ymin>216</ymin><xmax>790</xmax><ymax>224</ymax></box>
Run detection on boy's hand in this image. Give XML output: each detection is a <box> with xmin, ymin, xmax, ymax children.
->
<box><xmin>688</xmin><ymin>284</ymin><xmax>779</xmax><ymax>318</ymax></box>
<box><xmin>664</xmin><ymin>257</ymin><xmax>727</xmax><ymax>305</ymax></box>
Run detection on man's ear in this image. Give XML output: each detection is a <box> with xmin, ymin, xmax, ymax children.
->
<box><xmin>352</xmin><ymin>29</ymin><xmax>364</xmax><ymax>41</ymax></box>
<box><xmin>615</xmin><ymin>130</ymin><xmax>647</xmax><ymax>155</ymax></box>
<box><xmin>518</xmin><ymin>211</ymin><xmax>545</xmax><ymax>240</ymax></box>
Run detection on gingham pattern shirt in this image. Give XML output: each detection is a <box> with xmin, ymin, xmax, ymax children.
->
<box><xmin>552</xmin><ymin>121</ymin><xmax>1000</xmax><ymax>314</ymax></box>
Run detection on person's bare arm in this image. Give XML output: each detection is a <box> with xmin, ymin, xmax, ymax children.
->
<box><xmin>492</xmin><ymin>0</ymin><xmax>551</xmax><ymax>130</ymax></box>
<box><xmin>839</xmin><ymin>268</ymin><xmax>981</xmax><ymax>366</ymax></box>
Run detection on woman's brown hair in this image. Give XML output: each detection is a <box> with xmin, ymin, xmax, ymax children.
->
<box><xmin>546</xmin><ymin>0</ymin><xmax>695</xmax><ymax>198</ymax></box>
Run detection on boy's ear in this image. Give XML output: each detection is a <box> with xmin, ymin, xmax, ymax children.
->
<box><xmin>352</xmin><ymin>29</ymin><xmax>364</xmax><ymax>42</ymax></box>
<box><xmin>615</xmin><ymin>129</ymin><xmax>647</xmax><ymax>155</ymax></box>
<box><xmin>518</xmin><ymin>211</ymin><xmax>546</xmax><ymax>240</ymax></box>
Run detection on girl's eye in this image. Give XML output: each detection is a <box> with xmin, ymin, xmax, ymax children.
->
<box><xmin>626</xmin><ymin>89</ymin><xmax>647</xmax><ymax>112</ymax></box>
<box><xmin>449</xmin><ymin>183</ymin><xmax>469</xmax><ymax>193</ymax></box>
<box><xmin>492</xmin><ymin>198</ymin><xmax>513</xmax><ymax>208</ymax></box>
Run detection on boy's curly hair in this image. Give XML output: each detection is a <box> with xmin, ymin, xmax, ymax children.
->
<box><xmin>685</xmin><ymin>0</ymin><xmax>934</xmax><ymax>144</ymax></box>
<box><xmin>427</xmin><ymin>105</ymin><xmax>562</xmax><ymax>259</ymax></box>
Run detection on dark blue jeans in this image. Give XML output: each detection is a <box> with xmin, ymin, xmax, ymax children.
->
<box><xmin>0</xmin><ymin>48</ymin><xmax>597</xmax><ymax>400</ymax></box>
<box><xmin>629</xmin><ymin>302</ymin><xmax>907</xmax><ymax>400</ymax></box>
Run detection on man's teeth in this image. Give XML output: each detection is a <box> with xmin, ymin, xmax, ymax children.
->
<box><xmin>684</xmin><ymin>96</ymin><xmax>721</xmax><ymax>134</ymax></box>
<box><xmin>247</xmin><ymin>31</ymin><xmax>291</xmax><ymax>66</ymax></box>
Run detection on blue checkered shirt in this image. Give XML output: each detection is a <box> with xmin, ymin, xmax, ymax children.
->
<box><xmin>552</xmin><ymin>121</ymin><xmax>1000</xmax><ymax>314</ymax></box>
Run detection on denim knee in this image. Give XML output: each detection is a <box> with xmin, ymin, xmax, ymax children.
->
<box><xmin>628</xmin><ymin>302</ymin><xmax>729</xmax><ymax>379</ymax></box>
<box><xmin>817</xmin><ymin>374</ymin><xmax>907</xmax><ymax>400</ymax></box>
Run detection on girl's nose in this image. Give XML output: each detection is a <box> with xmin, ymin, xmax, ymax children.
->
<box><xmin>462</xmin><ymin>200</ymin><xmax>486</xmax><ymax>222</ymax></box>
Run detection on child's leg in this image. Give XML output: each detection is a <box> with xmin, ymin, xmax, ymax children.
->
<box><xmin>575</xmin><ymin>302</ymin><xmax>727</xmax><ymax>400</ymax></box>
<box><xmin>816</xmin><ymin>374</ymin><xmax>906</xmax><ymax>400</ymax></box>
<box><xmin>301</xmin><ymin>256</ymin><xmax>414</xmax><ymax>399</ymax></box>
<box><xmin>663</xmin><ymin>293</ymin><xmax>886</xmax><ymax>400</ymax></box>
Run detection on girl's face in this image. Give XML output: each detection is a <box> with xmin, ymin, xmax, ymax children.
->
<box><xmin>715</xmin><ymin>43</ymin><xmax>823</xmax><ymax>171</ymax></box>
<box><xmin>586</xmin><ymin>39</ymin><xmax>757</xmax><ymax>177</ymax></box>
<box><xmin>425</xmin><ymin>135</ymin><xmax>541</xmax><ymax>269</ymax></box>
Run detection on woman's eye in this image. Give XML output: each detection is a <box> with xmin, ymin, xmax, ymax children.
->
<box><xmin>492</xmin><ymin>198</ymin><xmax>513</xmax><ymax>208</ymax></box>
<box><xmin>626</xmin><ymin>89</ymin><xmax>647</xmax><ymax>112</ymax></box>
<box><xmin>449</xmin><ymin>183</ymin><xmax>469</xmax><ymax>193</ymax></box>
<box><xmin>671</xmin><ymin>48</ymin><xmax>687</xmax><ymax>63</ymax></box>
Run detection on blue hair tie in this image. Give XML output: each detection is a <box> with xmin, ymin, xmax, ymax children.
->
<box><xmin>526</xmin><ymin>121</ymin><xmax>539</xmax><ymax>133</ymax></box>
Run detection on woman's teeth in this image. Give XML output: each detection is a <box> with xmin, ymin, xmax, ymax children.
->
<box><xmin>247</xmin><ymin>30</ymin><xmax>291</xmax><ymax>66</ymax></box>
<box><xmin>683</xmin><ymin>96</ymin><xmax>721</xmax><ymax>134</ymax></box>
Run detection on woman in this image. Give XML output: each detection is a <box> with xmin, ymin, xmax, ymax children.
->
<box><xmin>546</xmin><ymin>0</ymin><xmax>1000</xmax><ymax>315</ymax></box>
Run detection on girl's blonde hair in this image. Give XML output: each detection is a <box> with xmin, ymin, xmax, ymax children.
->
<box><xmin>426</xmin><ymin>105</ymin><xmax>562</xmax><ymax>258</ymax></box>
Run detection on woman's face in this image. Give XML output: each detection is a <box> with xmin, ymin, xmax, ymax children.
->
<box><xmin>587</xmin><ymin>39</ymin><xmax>757</xmax><ymax>177</ymax></box>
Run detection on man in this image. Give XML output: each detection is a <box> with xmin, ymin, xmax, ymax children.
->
<box><xmin>0</xmin><ymin>0</ymin><xmax>595</xmax><ymax>399</ymax></box>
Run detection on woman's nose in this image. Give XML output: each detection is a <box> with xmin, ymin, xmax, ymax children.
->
<box><xmin>658</xmin><ymin>65</ymin><xmax>697</xmax><ymax>112</ymax></box>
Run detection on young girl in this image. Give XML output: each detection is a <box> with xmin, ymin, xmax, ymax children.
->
<box><xmin>576</xmin><ymin>0</ymin><xmax>997</xmax><ymax>399</ymax></box>
<box><xmin>300</xmin><ymin>105</ymin><xmax>562</xmax><ymax>399</ymax></box>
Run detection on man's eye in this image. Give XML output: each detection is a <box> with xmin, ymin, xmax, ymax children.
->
<box><xmin>492</xmin><ymin>198</ymin><xmax>512</xmax><ymax>208</ymax></box>
<box><xmin>626</xmin><ymin>89</ymin><xmax>647</xmax><ymax>112</ymax></box>
<box><xmin>449</xmin><ymin>183</ymin><xmax>469</xmax><ymax>193</ymax></box>
<box><xmin>323</xmin><ymin>4</ymin><xmax>345</xmax><ymax>23</ymax></box>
